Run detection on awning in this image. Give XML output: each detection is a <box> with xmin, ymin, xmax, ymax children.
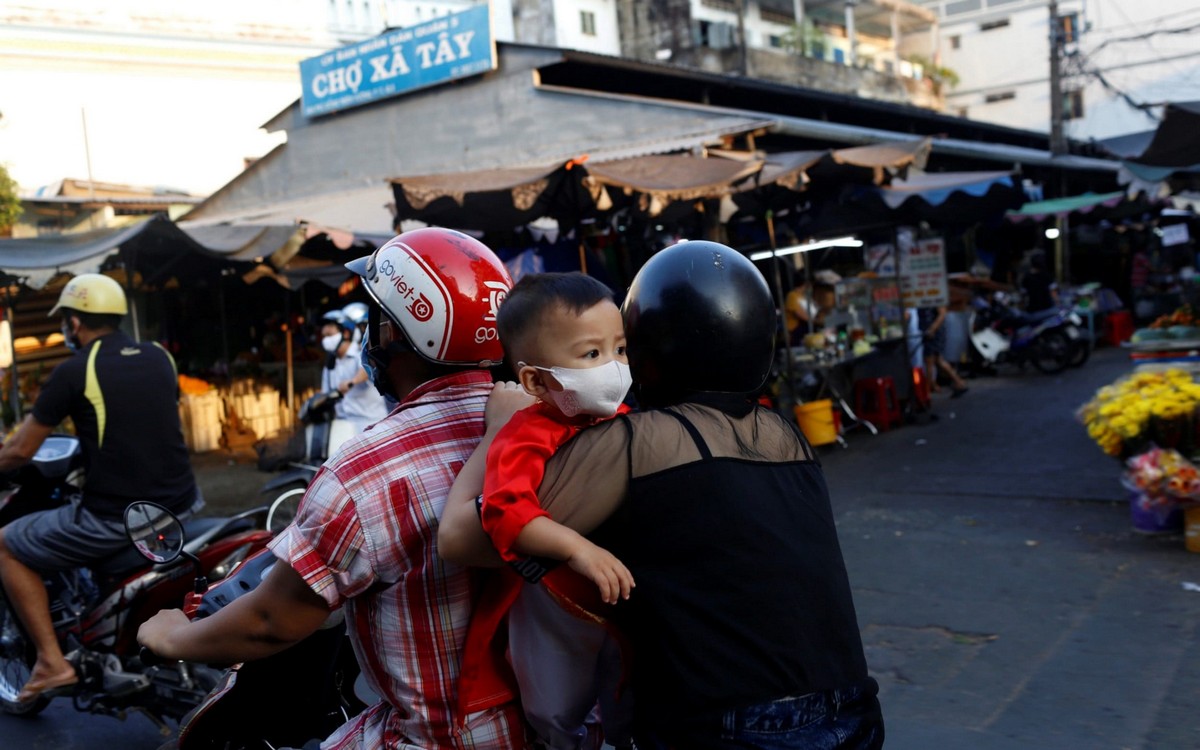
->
<box><xmin>584</xmin><ymin>153</ymin><xmax>764</xmax><ymax>216</ymax></box>
<box><xmin>831</xmin><ymin>138</ymin><xmax>932</xmax><ymax>183</ymax></box>
<box><xmin>0</xmin><ymin>215</ymin><xmax>220</xmax><ymax>289</ymax></box>
<box><xmin>738</xmin><ymin>150</ymin><xmax>828</xmax><ymax>191</ymax></box>
<box><xmin>390</xmin><ymin>161</ymin><xmax>597</xmax><ymax>231</ymax></box>
<box><xmin>846</xmin><ymin>170</ymin><xmax>1026</xmax><ymax>224</ymax></box>
<box><xmin>178</xmin><ymin>184</ymin><xmax>397</xmax><ymax>248</ymax></box>
<box><xmin>1122</xmin><ymin>101</ymin><xmax>1200</xmax><ymax>182</ymax></box>
<box><xmin>178</xmin><ymin>224</ymin><xmax>307</xmax><ymax>263</ymax></box>
<box><xmin>241</xmin><ymin>255</ymin><xmax>352</xmax><ymax>290</ymax></box>
<box><xmin>872</xmin><ymin>171</ymin><xmax>1019</xmax><ymax>209</ymax></box>
<box><xmin>1006</xmin><ymin>191</ymin><xmax>1127</xmax><ymax>222</ymax></box>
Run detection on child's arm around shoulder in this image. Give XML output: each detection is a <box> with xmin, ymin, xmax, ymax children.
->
<box><xmin>438</xmin><ymin>382</ymin><xmax>534</xmax><ymax>567</ymax></box>
<box><xmin>478</xmin><ymin>403</ymin><xmax>582</xmax><ymax>560</ymax></box>
<box><xmin>512</xmin><ymin>516</ymin><xmax>635</xmax><ymax>604</ymax></box>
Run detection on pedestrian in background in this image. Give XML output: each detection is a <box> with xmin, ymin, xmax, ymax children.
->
<box><xmin>918</xmin><ymin>305</ymin><xmax>968</xmax><ymax>399</ymax></box>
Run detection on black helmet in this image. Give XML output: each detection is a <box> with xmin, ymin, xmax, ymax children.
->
<box><xmin>622</xmin><ymin>240</ymin><xmax>776</xmax><ymax>408</ymax></box>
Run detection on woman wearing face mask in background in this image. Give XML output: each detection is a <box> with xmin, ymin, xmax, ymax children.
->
<box><xmin>319</xmin><ymin>308</ymin><xmax>388</xmax><ymax>433</ymax></box>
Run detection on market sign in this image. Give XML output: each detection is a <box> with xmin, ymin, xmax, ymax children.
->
<box><xmin>900</xmin><ymin>237</ymin><xmax>949</xmax><ymax>309</ymax></box>
<box><xmin>1162</xmin><ymin>223</ymin><xmax>1190</xmax><ymax>247</ymax></box>
<box><xmin>299</xmin><ymin>5</ymin><xmax>495</xmax><ymax>118</ymax></box>
<box><xmin>863</xmin><ymin>229</ymin><xmax>948</xmax><ymax>309</ymax></box>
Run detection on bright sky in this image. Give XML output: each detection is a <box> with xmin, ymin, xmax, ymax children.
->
<box><xmin>0</xmin><ymin>0</ymin><xmax>330</xmax><ymax>196</ymax></box>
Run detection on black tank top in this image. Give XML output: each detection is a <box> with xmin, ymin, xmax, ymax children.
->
<box><xmin>596</xmin><ymin>407</ymin><xmax>869</xmax><ymax>728</ymax></box>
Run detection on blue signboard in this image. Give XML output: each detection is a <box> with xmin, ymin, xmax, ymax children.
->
<box><xmin>299</xmin><ymin>5</ymin><xmax>495</xmax><ymax>118</ymax></box>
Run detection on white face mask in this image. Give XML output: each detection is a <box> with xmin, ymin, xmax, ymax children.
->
<box><xmin>321</xmin><ymin>334</ymin><xmax>343</xmax><ymax>353</ymax></box>
<box><xmin>523</xmin><ymin>360</ymin><xmax>632</xmax><ymax>418</ymax></box>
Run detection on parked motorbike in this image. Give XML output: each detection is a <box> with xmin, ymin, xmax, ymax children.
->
<box><xmin>258</xmin><ymin>390</ymin><xmax>356</xmax><ymax>529</ymax></box>
<box><xmin>967</xmin><ymin>291</ymin><xmax>1087</xmax><ymax>375</ymax></box>
<box><xmin>128</xmin><ymin>500</ymin><xmax>366</xmax><ymax>750</ymax></box>
<box><xmin>0</xmin><ymin>434</ymin><xmax>274</xmax><ymax>735</ymax></box>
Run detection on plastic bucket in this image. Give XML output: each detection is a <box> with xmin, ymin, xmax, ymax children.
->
<box><xmin>794</xmin><ymin>400</ymin><xmax>838</xmax><ymax>446</ymax></box>
<box><xmin>1129</xmin><ymin>492</ymin><xmax>1184</xmax><ymax>535</ymax></box>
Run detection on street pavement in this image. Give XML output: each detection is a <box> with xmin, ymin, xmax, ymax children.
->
<box><xmin>825</xmin><ymin>345</ymin><xmax>1200</xmax><ymax>749</ymax></box>
<box><xmin>6</xmin><ymin>344</ymin><xmax>1199</xmax><ymax>749</ymax></box>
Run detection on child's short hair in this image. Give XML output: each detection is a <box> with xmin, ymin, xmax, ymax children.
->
<box><xmin>498</xmin><ymin>272</ymin><xmax>615</xmax><ymax>361</ymax></box>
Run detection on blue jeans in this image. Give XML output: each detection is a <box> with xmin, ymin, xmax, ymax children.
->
<box><xmin>638</xmin><ymin>678</ymin><xmax>884</xmax><ymax>750</ymax></box>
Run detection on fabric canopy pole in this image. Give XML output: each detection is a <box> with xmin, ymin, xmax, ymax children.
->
<box><xmin>765</xmin><ymin>210</ymin><xmax>795</xmax><ymax>407</ymax></box>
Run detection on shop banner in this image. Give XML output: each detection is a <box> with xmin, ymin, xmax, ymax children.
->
<box><xmin>300</xmin><ymin>5</ymin><xmax>496</xmax><ymax>118</ymax></box>
<box><xmin>1162</xmin><ymin>223</ymin><xmax>1190</xmax><ymax>247</ymax></box>
<box><xmin>861</xmin><ymin>230</ymin><xmax>948</xmax><ymax>309</ymax></box>
<box><xmin>900</xmin><ymin>237</ymin><xmax>949</xmax><ymax>308</ymax></box>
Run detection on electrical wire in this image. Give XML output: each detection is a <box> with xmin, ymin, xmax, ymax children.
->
<box><xmin>1087</xmin><ymin>21</ymin><xmax>1200</xmax><ymax>56</ymax></box>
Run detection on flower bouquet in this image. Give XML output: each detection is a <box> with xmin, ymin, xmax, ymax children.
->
<box><xmin>1122</xmin><ymin>447</ymin><xmax>1200</xmax><ymax>517</ymax></box>
<box><xmin>1077</xmin><ymin>368</ymin><xmax>1200</xmax><ymax>459</ymax></box>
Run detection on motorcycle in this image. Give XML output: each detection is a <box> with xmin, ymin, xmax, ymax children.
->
<box><xmin>127</xmin><ymin>500</ymin><xmax>366</xmax><ymax>750</ymax></box>
<box><xmin>0</xmin><ymin>434</ymin><xmax>274</xmax><ymax>735</ymax></box>
<box><xmin>257</xmin><ymin>390</ymin><xmax>356</xmax><ymax>529</ymax></box>
<box><xmin>967</xmin><ymin>291</ymin><xmax>1088</xmax><ymax>375</ymax></box>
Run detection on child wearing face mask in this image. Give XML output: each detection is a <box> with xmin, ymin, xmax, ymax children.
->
<box><xmin>470</xmin><ymin>272</ymin><xmax>636</xmax><ymax>750</ymax></box>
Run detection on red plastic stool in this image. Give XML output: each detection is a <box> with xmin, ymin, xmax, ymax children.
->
<box><xmin>1104</xmin><ymin>310</ymin><xmax>1134</xmax><ymax>347</ymax></box>
<box><xmin>910</xmin><ymin>367</ymin><xmax>932</xmax><ymax>412</ymax></box>
<box><xmin>853</xmin><ymin>376</ymin><xmax>903</xmax><ymax>431</ymax></box>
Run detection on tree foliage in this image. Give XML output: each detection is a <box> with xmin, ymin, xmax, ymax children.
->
<box><xmin>905</xmin><ymin>54</ymin><xmax>961</xmax><ymax>91</ymax></box>
<box><xmin>0</xmin><ymin>164</ymin><xmax>20</xmax><ymax>232</ymax></box>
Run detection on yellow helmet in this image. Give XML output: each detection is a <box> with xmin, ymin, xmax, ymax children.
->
<box><xmin>48</xmin><ymin>274</ymin><xmax>129</xmax><ymax>317</ymax></box>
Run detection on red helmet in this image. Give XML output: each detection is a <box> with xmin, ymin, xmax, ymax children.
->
<box><xmin>345</xmin><ymin>228</ymin><xmax>512</xmax><ymax>367</ymax></box>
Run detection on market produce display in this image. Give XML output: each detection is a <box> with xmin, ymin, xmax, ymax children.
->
<box><xmin>1123</xmin><ymin>447</ymin><xmax>1200</xmax><ymax>516</ymax></box>
<box><xmin>1077</xmin><ymin>368</ymin><xmax>1200</xmax><ymax>458</ymax></box>
<box><xmin>1080</xmin><ymin>366</ymin><xmax>1200</xmax><ymax>549</ymax></box>
<box><xmin>1130</xmin><ymin>304</ymin><xmax>1200</xmax><ymax>343</ymax></box>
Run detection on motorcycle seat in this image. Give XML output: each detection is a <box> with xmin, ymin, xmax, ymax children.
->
<box><xmin>1013</xmin><ymin>307</ymin><xmax>1062</xmax><ymax>326</ymax></box>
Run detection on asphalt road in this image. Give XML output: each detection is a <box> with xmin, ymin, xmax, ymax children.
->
<box><xmin>4</xmin><ymin>344</ymin><xmax>1197</xmax><ymax>749</ymax></box>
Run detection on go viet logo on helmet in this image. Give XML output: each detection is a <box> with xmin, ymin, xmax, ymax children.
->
<box><xmin>377</xmin><ymin>240</ymin><xmax>455</xmax><ymax>360</ymax></box>
<box><xmin>475</xmin><ymin>280</ymin><xmax>507</xmax><ymax>345</ymax></box>
<box><xmin>407</xmin><ymin>294</ymin><xmax>434</xmax><ymax>322</ymax></box>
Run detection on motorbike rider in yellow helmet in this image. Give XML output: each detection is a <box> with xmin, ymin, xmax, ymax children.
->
<box><xmin>0</xmin><ymin>273</ymin><xmax>201</xmax><ymax>705</ymax></box>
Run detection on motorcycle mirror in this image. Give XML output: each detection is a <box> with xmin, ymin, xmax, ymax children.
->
<box><xmin>124</xmin><ymin>502</ymin><xmax>185</xmax><ymax>564</ymax></box>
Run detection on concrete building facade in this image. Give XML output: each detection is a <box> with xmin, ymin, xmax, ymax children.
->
<box><xmin>915</xmin><ymin>0</ymin><xmax>1200</xmax><ymax>144</ymax></box>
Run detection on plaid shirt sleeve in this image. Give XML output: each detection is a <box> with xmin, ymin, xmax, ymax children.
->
<box><xmin>269</xmin><ymin>465</ymin><xmax>378</xmax><ymax>609</ymax></box>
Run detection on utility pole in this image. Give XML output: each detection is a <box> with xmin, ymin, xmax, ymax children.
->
<box><xmin>1048</xmin><ymin>0</ymin><xmax>1065</xmax><ymax>156</ymax></box>
<box><xmin>736</xmin><ymin>0</ymin><xmax>748</xmax><ymax>75</ymax></box>
<box><xmin>1047</xmin><ymin>0</ymin><xmax>1068</xmax><ymax>285</ymax></box>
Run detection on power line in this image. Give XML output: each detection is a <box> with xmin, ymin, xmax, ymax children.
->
<box><xmin>1090</xmin><ymin>6</ymin><xmax>1200</xmax><ymax>35</ymax></box>
<box><xmin>1087</xmin><ymin>21</ymin><xmax>1200</xmax><ymax>56</ymax></box>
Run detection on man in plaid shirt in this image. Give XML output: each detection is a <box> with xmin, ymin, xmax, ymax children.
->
<box><xmin>139</xmin><ymin>229</ymin><xmax>530</xmax><ymax>749</ymax></box>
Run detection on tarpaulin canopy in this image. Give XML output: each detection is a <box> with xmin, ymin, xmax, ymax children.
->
<box><xmin>178</xmin><ymin>224</ymin><xmax>307</xmax><ymax>263</ymax></box>
<box><xmin>846</xmin><ymin>170</ymin><xmax>1026</xmax><ymax>224</ymax></box>
<box><xmin>179</xmin><ymin>183</ymin><xmax>397</xmax><ymax>248</ymax></box>
<box><xmin>871</xmin><ymin>171</ymin><xmax>1019</xmax><ymax>209</ymax></box>
<box><xmin>584</xmin><ymin>153</ymin><xmax>764</xmax><ymax>217</ymax></box>
<box><xmin>0</xmin><ymin>215</ymin><xmax>230</xmax><ymax>289</ymax></box>
<box><xmin>1005</xmin><ymin>191</ymin><xmax>1126</xmax><ymax>222</ymax></box>
<box><xmin>390</xmin><ymin>161</ymin><xmax>596</xmax><ymax>231</ymax></box>
<box><xmin>241</xmin><ymin>255</ymin><xmax>353</xmax><ymax>290</ymax></box>
<box><xmin>746</xmin><ymin>150</ymin><xmax>829</xmax><ymax>191</ymax></box>
<box><xmin>830</xmin><ymin>138</ymin><xmax>932</xmax><ymax>183</ymax></box>
<box><xmin>1122</xmin><ymin>101</ymin><xmax>1200</xmax><ymax>183</ymax></box>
